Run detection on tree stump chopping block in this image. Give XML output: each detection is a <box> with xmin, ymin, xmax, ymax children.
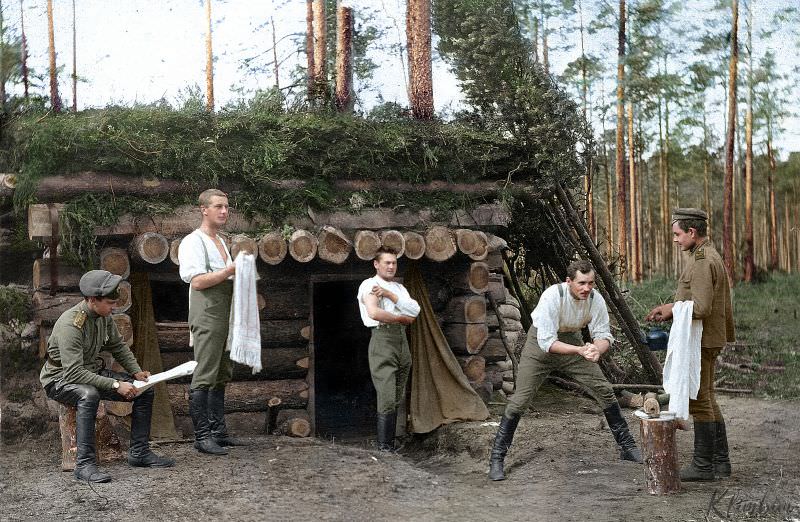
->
<box><xmin>50</xmin><ymin>400</ymin><xmax>126</xmax><ymax>471</ymax></box>
<box><xmin>639</xmin><ymin>417</ymin><xmax>681</xmax><ymax>495</ymax></box>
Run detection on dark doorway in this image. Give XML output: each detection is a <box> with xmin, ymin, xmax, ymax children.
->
<box><xmin>312</xmin><ymin>279</ymin><xmax>375</xmax><ymax>440</ymax></box>
<box><xmin>150</xmin><ymin>280</ymin><xmax>189</xmax><ymax>322</ymax></box>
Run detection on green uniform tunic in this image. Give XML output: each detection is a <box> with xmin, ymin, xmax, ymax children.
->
<box><xmin>39</xmin><ymin>301</ymin><xmax>141</xmax><ymax>391</ymax></box>
<box><xmin>674</xmin><ymin>238</ymin><xmax>735</xmax><ymax>422</ymax></box>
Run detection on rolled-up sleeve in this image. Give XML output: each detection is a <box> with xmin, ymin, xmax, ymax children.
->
<box><xmin>532</xmin><ymin>287</ymin><xmax>560</xmax><ymax>352</ymax></box>
<box><xmin>394</xmin><ymin>287</ymin><xmax>421</xmax><ymax>318</ymax></box>
<box><xmin>178</xmin><ymin>233</ymin><xmax>206</xmax><ymax>283</ymax></box>
<box><xmin>588</xmin><ymin>293</ymin><xmax>614</xmax><ymax>345</ymax></box>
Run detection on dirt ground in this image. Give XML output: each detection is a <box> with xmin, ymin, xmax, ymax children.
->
<box><xmin>2</xmin><ymin>386</ymin><xmax>799</xmax><ymax>522</ymax></box>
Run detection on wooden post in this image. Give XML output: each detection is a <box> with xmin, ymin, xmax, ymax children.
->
<box><xmin>51</xmin><ymin>400</ymin><xmax>125</xmax><ymax>471</ymax></box>
<box><xmin>639</xmin><ymin>417</ymin><xmax>681</xmax><ymax>495</ymax></box>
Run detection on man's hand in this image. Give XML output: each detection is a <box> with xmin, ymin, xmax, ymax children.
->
<box><xmin>581</xmin><ymin>343</ymin><xmax>601</xmax><ymax>363</ymax></box>
<box><xmin>396</xmin><ymin>315</ymin><xmax>415</xmax><ymax>326</ymax></box>
<box><xmin>371</xmin><ymin>285</ymin><xmax>398</xmax><ymax>303</ymax></box>
<box><xmin>117</xmin><ymin>381</ymin><xmax>139</xmax><ymax>400</ymax></box>
<box><xmin>645</xmin><ymin>303</ymin><xmax>674</xmax><ymax>322</ymax></box>
<box><xmin>133</xmin><ymin>371</ymin><xmax>151</xmax><ymax>381</ymax></box>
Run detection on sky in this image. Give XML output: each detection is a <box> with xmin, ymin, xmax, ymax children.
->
<box><xmin>2</xmin><ymin>0</ymin><xmax>799</xmax><ymax>157</ymax></box>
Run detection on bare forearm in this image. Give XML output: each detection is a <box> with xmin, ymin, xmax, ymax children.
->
<box><xmin>191</xmin><ymin>266</ymin><xmax>234</xmax><ymax>290</ymax></box>
<box><xmin>547</xmin><ymin>340</ymin><xmax>583</xmax><ymax>355</ymax></box>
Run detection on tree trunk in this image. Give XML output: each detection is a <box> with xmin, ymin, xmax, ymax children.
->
<box><xmin>205</xmin><ymin>0</ymin><xmax>214</xmax><ymax>112</ymax></box>
<box><xmin>376</xmin><ymin>230</ymin><xmax>405</xmax><ymax>258</ymax></box>
<box><xmin>444</xmin><ymin>322</ymin><xmax>489</xmax><ymax>355</ymax></box>
<box><xmin>423</xmin><ymin>226</ymin><xmax>456</xmax><ymax>262</ymax></box>
<box><xmin>578</xmin><ymin>0</ymin><xmax>594</xmax><ymax>240</ymax></box>
<box><xmin>744</xmin><ymin>107</ymin><xmax>754</xmax><ymax>282</ymax></box>
<box><xmin>442</xmin><ymin>295</ymin><xmax>487</xmax><ymax>324</ymax></box>
<box><xmin>168</xmin><ymin>380</ymin><xmax>309</xmax><ymax>415</ymax></box>
<box><xmin>639</xmin><ymin>417</ymin><xmax>681</xmax><ymax>495</ymax></box>
<box><xmin>723</xmin><ymin>0</ymin><xmax>739</xmax><ymax>287</ymax></box>
<box><xmin>19</xmin><ymin>0</ymin><xmax>30</xmax><ymax>100</ymax></box>
<box><xmin>288</xmin><ymin>229</ymin><xmax>318</xmax><ymax>263</ymax></box>
<box><xmin>406</xmin><ymin>0</ymin><xmax>434</xmax><ymax>119</ymax></box>
<box><xmin>271</xmin><ymin>17</ymin><xmax>280</xmax><ymax>90</ymax></box>
<box><xmin>258</xmin><ymin>231</ymin><xmax>288</xmax><ymax>265</ymax></box>
<box><xmin>305</xmin><ymin>0</ymin><xmax>315</xmax><ymax>100</ymax></box>
<box><xmin>311</xmin><ymin>0</ymin><xmax>327</xmax><ymax>103</ymax></box>
<box><xmin>627</xmin><ymin>102</ymin><xmax>640</xmax><ymax>282</ymax></box>
<box><xmin>71</xmin><ymin>0</ymin><xmax>77</xmax><ymax>111</ymax></box>
<box><xmin>353</xmin><ymin>230</ymin><xmax>381</xmax><ymax>260</ymax></box>
<box><xmin>46</xmin><ymin>0</ymin><xmax>61</xmax><ymax>113</ymax></box>
<box><xmin>317</xmin><ymin>225</ymin><xmax>352</xmax><ymax>264</ymax></box>
<box><xmin>615</xmin><ymin>0</ymin><xmax>627</xmax><ymax>276</ymax></box>
<box><xmin>99</xmin><ymin>247</ymin><xmax>131</xmax><ymax>279</ymax></box>
<box><xmin>402</xmin><ymin>231</ymin><xmax>426</xmax><ymax>260</ymax></box>
<box><xmin>334</xmin><ymin>4</ymin><xmax>354</xmax><ymax>113</ymax></box>
<box><xmin>767</xmin><ymin>138</ymin><xmax>778</xmax><ymax>271</ymax></box>
<box><xmin>129</xmin><ymin>232</ymin><xmax>170</xmax><ymax>265</ymax></box>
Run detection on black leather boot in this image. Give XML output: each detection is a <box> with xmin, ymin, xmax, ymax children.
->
<box><xmin>208</xmin><ymin>389</ymin><xmax>248</xmax><ymax>447</ymax></box>
<box><xmin>190</xmin><ymin>388</ymin><xmax>228</xmax><ymax>455</ymax></box>
<box><xmin>603</xmin><ymin>403</ymin><xmax>643</xmax><ymax>463</ymax></box>
<box><xmin>713</xmin><ymin>420</ymin><xmax>731</xmax><ymax>478</ymax></box>
<box><xmin>681</xmin><ymin>421</ymin><xmax>716</xmax><ymax>481</ymax></box>
<box><xmin>127</xmin><ymin>388</ymin><xmax>176</xmax><ymax>468</ymax></box>
<box><xmin>74</xmin><ymin>394</ymin><xmax>112</xmax><ymax>483</ymax></box>
<box><xmin>376</xmin><ymin>412</ymin><xmax>397</xmax><ymax>452</ymax></box>
<box><xmin>488</xmin><ymin>413</ymin><xmax>521</xmax><ymax>481</ymax></box>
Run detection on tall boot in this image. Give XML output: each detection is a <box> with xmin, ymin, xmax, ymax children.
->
<box><xmin>603</xmin><ymin>403</ymin><xmax>643</xmax><ymax>463</ymax></box>
<box><xmin>74</xmin><ymin>395</ymin><xmax>112</xmax><ymax>483</ymax></box>
<box><xmin>376</xmin><ymin>412</ymin><xmax>397</xmax><ymax>451</ymax></box>
<box><xmin>189</xmin><ymin>388</ymin><xmax>228</xmax><ymax>455</ymax></box>
<box><xmin>488</xmin><ymin>413</ymin><xmax>521</xmax><ymax>481</ymax></box>
<box><xmin>127</xmin><ymin>388</ymin><xmax>176</xmax><ymax>468</ymax></box>
<box><xmin>681</xmin><ymin>421</ymin><xmax>716</xmax><ymax>481</ymax></box>
<box><xmin>713</xmin><ymin>420</ymin><xmax>731</xmax><ymax>478</ymax></box>
<box><xmin>208</xmin><ymin>388</ymin><xmax>248</xmax><ymax>446</ymax></box>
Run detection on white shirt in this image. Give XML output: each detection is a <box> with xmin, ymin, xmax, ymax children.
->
<box><xmin>178</xmin><ymin>229</ymin><xmax>233</xmax><ymax>284</ymax></box>
<box><xmin>357</xmin><ymin>276</ymin><xmax>421</xmax><ymax>328</ymax></box>
<box><xmin>530</xmin><ymin>283</ymin><xmax>614</xmax><ymax>352</ymax></box>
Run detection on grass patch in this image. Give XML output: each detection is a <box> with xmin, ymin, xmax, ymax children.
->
<box><xmin>626</xmin><ymin>274</ymin><xmax>800</xmax><ymax>399</ymax></box>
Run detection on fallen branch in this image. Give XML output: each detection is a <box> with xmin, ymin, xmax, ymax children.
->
<box><xmin>716</xmin><ymin>388</ymin><xmax>753</xmax><ymax>394</ymax></box>
<box><xmin>611</xmin><ymin>384</ymin><xmax>665</xmax><ymax>392</ymax></box>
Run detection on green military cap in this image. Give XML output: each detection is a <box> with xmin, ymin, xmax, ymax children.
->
<box><xmin>671</xmin><ymin>207</ymin><xmax>708</xmax><ymax>224</ymax></box>
<box><xmin>79</xmin><ymin>270</ymin><xmax>122</xmax><ymax>299</ymax></box>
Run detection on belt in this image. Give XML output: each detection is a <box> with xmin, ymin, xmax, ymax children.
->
<box><xmin>372</xmin><ymin>323</ymin><xmax>405</xmax><ymax>330</ymax></box>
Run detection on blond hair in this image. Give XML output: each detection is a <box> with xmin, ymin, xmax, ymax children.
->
<box><xmin>198</xmin><ymin>189</ymin><xmax>228</xmax><ymax>207</ymax></box>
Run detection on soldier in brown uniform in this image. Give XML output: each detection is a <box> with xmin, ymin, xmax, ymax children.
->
<box><xmin>646</xmin><ymin>208</ymin><xmax>735</xmax><ymax>481</ymax></box>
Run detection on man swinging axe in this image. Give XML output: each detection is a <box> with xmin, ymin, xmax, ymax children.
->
<box><xmin>488</xmin><ymin>260</ymin><xmax>642</xmax><ymax>481</ymax></box>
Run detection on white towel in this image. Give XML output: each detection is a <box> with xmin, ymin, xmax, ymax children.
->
<box><xmin>227</xmin><ymin>253</ymin><xmax>262</xmax><ymax>374</ymax></box>
<box><xmin>662</xmin><ymin>301</ymin><xmax>703</xmax><ymax>420</ymax></box>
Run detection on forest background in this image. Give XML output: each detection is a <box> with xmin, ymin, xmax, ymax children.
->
<box><xmin>0</xmin><ymin>0</ymin><xmax>798</xmax><ymax>283</ymax></box>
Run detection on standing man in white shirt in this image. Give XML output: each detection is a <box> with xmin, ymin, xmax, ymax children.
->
<box><xmin>357</xmin><ymin>247</ymin><xmax>421</xmax><ymax>451</ymax></box>
<box><xmin>488</xmin><ymin>260</ymin><xmax>642</xmax><ymax>481</ymax></box>
<box><xmin>178</xmin><ymin>189</ymin><xmax>246</xmax><ymax>456</ymax></box>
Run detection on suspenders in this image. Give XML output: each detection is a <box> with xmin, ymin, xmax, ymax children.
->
<box><xmin>556</xmin><ymin>283</ymin><xmax>594</xmax><ymax>326</ymax></box>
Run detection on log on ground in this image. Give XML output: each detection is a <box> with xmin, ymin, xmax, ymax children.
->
<box><xmin>274</xmin><ymin>409</ymin><xmax>312</xmax><ymax>437</ymax></box>
<box><xmin>639</xmin><ymin>417</ymin><xmax>681</xmax><ymax>495</ymax></box>
<box><xmin>161</xmin><ymin>346</ymin><xmax>309</xmax><ymax>380</ymax></box>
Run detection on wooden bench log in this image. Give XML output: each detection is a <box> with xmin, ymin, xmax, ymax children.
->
<box><xmin>167</xmin><ymin>379</ymin><xmax>309</xmax><ymax>415</ymax></box>
<box><xmin>402</xmin><ymin>231</ymin><xmax>426</xmax><ymax>260</ymax></box>
<box><xmin>639</xmin><ymin>417</ymin><xmax>681</xmax><ymax>495</ymax></box>
<box><xmin>129</xmin><ymin>232</ymin><xmax>170</xmax><ymax>264</ymax></box>
<box><xmin>317</xmin><ymin>226</ymin><xmax>352</xmax><ymax>264</ymax></box>
<box><xmin>258</xmin><ymin>231</ymin><xmax>288</xmax><ymax>265</ymax></box>
<box><xmin>50</xmin><ymin>400</ymin><xmax>126</xmax><ymax>471</ymax></box>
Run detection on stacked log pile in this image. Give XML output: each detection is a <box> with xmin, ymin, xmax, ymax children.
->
<box><xmin>28</xmin><ymin>203</ymin><xmax>514</xmax><ymax>436</ymax></box>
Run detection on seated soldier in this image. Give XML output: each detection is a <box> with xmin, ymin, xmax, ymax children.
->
<box><xmin>40</xmin><ymin>270</ymin><xmax>175</xmax><ymax>483</ymax></box>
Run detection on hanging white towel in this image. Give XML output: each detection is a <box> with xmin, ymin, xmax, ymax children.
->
<box><xmin>662</xmin><ymin>301</ymin><xmax>703</xmax><ymax>420</ymax></box>
<box><xmin>227</xmin><ymin>253</ymin><xmax>262</xmax><ymax>374</ymax></box>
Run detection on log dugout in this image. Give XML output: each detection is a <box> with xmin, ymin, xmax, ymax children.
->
<box><xmin>167</xmin><ymin>379</ymin><xmax>309</xmax><ymax>415</ymax></box>
<box><xmin>639</xmin><ymin>417</ymin><xmax>681</xmax><ymax>495</ymax></box>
